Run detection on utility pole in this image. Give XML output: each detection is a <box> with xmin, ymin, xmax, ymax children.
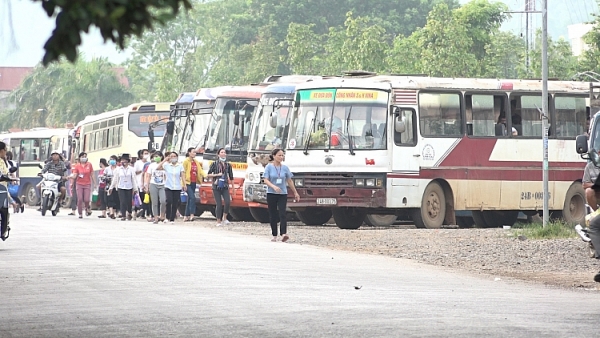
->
<box><xmin>541</xmin><ymin>0</ymin><xmax>549</xmax><ymax>227</ymax></box>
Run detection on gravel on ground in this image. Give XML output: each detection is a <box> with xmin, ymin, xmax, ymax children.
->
<box><xmin>191</xmin><ymin>214</ymin><xmax>600</xmax><ymax>291</ymax></box>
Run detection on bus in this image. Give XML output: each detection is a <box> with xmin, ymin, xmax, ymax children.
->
<box><xmin>283</xmin><ymin>75</ymin><xmax>590</xmax><ymax>229</ymax></box>
<box><xmin>0</xmin><ymin>128</ymin><xmax>71</xmax><ymax>206</ymax></box>
<box><xmin>244</xmin><ymin>80</ymin><xmax>330</xmax><ymax>224</ymax></box>
<box><xmin>73</xmin><ymin>102</ymin><xmax>172</xmax><ymax>167</ymax></box>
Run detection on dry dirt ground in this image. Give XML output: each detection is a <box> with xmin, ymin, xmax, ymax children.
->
<box><xmin>193</xmin><ymin>216</ymin><xmax>600</xmax><ymax>291</ymax></box>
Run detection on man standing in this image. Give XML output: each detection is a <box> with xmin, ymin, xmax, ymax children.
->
<box><xmin>583</xmin><ymin>155</ymin><xmax>600</xmax><ymax>211</ymax></box>
<box><xmin>134</xmin><ymin>149</ymin><xmax>150</xmax><ymax>219</ymax></box>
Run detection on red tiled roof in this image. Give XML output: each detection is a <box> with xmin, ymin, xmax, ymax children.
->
<box><xmin>0</xmin><ymin>67</ymin><xmax>34</xmax><ymax>91</ymax></box>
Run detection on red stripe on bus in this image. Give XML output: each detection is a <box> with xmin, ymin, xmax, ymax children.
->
<box><xmin>388</xmin><ymin>167</ymin><xmax>583</xmax><ymax>181</ymax></box>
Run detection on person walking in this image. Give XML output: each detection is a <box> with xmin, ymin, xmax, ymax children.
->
<box><xmin>159</xmin><ymin>152</ymin><xmax>185</xmax><ymax>224</ymax></box>
<box><xmin>263</xmin><ymin>148</ymin><xmax>300</xmax><ymax>242</ymax></box>
<box><xmin>70</xmin><ymin>152</ymin><xmax>95</xmax><ymax>219</ymax></box>
<box><xmin>104</xmin><ymin>155</ymin><xmax>120</xmax><ymax>219</ymax></box>
<box><xmin>145</xmin><ymin>151</ymin><xmax>167</xmax><ymax>224</ymax></box>
<box><xmin>182</xmin><ymin>147</ymin><xmax>205</xmax><ymax>221</ymax></box>
<box><xmin>109</xmin><ymin>154</ymin><xmax>138</xmax><ymax>221</ymax></box>
<box><xmin>134</xmin><ymin>149</ymin><xmax>151</xmax><ymax>219</ymax></box>
<box><xmin>207</xmin><ymin>148</ymin><xmax>234</xmax><ymax>226</ymax></box>
<box><xmin>97</xmin><ymin>158</ymin><xmax>109</xmax><ymax>218</ymax></box>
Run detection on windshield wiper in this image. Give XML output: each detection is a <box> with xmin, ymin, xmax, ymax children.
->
<box><xmin>303</xmin><ymin>107</ymin><xmax>319</xmax><ymax>155</ymax></box>
<box><xmin>346</xmin><ymin>106</ymin><xmax>355</xmax><ymax>155</ymax></box>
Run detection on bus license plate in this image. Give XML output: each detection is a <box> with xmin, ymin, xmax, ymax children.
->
<box><xmin>316</xmin><ymin>198</ymin><xmax>337</xmax><ymax>205</ymax></box>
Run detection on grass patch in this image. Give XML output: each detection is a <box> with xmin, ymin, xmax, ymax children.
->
<box><xmin>510</xmin><ymin>220</ymin><xmax>577</xmax><ymax>240</ymax></box>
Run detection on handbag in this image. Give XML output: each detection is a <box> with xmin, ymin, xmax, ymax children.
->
<box><xmin>216</xmin><ymin>173</ymin><xmax>227</xmax><ymax>190</ymax></box>
<box><xmin>133</xmin><ymin>193</ymin><xmax>142</xmax><ymax>207</ymax></box>
<box><xmin>143</xmin><ymin>193</ymin><xmax>150</xmax><ymax>204</ymax></box>
<box><xmin>8</xmin><ymin>184</ymin><xmax>19</xmax><ymax>199</ymax></box>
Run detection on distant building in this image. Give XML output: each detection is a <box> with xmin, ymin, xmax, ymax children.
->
<box><xmin>0</xmin><ymin>67</ymin><xmax>33</xmax><ymax>110</ymax></box>
<box><xmin>0</xmin><ymin>66</ymin><xmax>129</xmax><ymax>111</ymax></box>
<box><xmin>568</xmin><ymin>23</ymin><xmax>594</xmax><ymax>57</ymax></box>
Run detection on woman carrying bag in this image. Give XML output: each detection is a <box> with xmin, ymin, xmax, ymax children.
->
<box><xmin>109</xmin><ymin>153</ymin><xmax>138</xmax><ymax>221</ymax></box>
<box><xmin>182</xmin><ymin>147</ymin><xmax>205</xmax><ymax>222</ymax></box>
<box><xmin>207</xmin><ymin>148</ymin><xmax>234</xmax><ymax>226</ymax></box>
<box><xmin>159</xmin><ymin>152</ymin><xmax>185</xmax><ymax>224</ymax></box>
<box><xmin>145</xmin><ymin>151</ymin><xmax>167</xmax><ymax>224</ymax></box>
<box><xmin>71</xmin><ymin>152</ymin><xmax>95</xmax><ymax>219</ymax></box>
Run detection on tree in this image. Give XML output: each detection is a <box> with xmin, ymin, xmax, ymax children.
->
<box><xmin>35</xmin><ymin>0</ymin><xmax>192</xmax><ymax>65</ymax></box>
<box><xmin>481</xmin><ymin>31</ymin><xmax>527</xmax><ymax>79</ymax></box>
<box><xmin>5</xmin><ymin>57</ymin><xmax>132</xmax><ymax>129</ymax></box>
<box><xmin>527</xmin><ymin>30</ymin><xmax>578</xmax><ymax>80</ymax></box>
<box><xmin>285</xmin><ymin>23</ymin><xmax>325</xmax><ymax>75</ymax></box>
<box><xmin>418</xmin><ymin>4</ymin><xmax>477</xmax><ymax>77</ymax></box>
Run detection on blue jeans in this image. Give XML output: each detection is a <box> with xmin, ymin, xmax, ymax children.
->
<box><xmin>185</xmin><ymin>183</ymin><xmax>197</xmax><ymax>216</ymax></box>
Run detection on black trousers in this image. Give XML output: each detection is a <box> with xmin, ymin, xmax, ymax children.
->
<box><xmin>98</xmin><ymin>188</ymin><xmax>107</xmax><ymax>211</ymax></box>
<box><xmin>136</xmin><ymin>191</ymin><xmax>152</xmax><ymax>217</ymax></box>
<box><xmin>165</xmin><ymin>189</ymin><xmax>181</xmax><ymax>222</ymax></box>
<box><xmin>267</xmin><ymin>193</ymin><xmax>287</xmax><ymax>237</ymax></box>
<box><xmin>118</xmin><ymin>189</ymin><xmax>133</xmax><ymax>217</ymax></box>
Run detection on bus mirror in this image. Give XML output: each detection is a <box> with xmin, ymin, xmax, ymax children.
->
<box><xmin>269</xmin><ymin>113</ymin><xmax>278</xmax><ymax>128</ymax></box>
<box><xmin>148</xmin><ymin>129</ymin><xmax>155</xmax><ymax>143</ymax></box>
<box><xmin>576</xmin><ymin>134</ymin><xmax>588</xmax><ymax>154</ymax></box>
<box><xmin>395</xmin><ymin>115</ymin><xmax>407</xmax><ymax>133</ymax></box>
<box><xmin>591</xmin><ymin>149</ymin><xmax>600</xmax><ymax>167</ymax></box>
<box><xmin>166</xmin><ymin>121</ymin><xmax>175</xmax><ymax>135</ymax></box>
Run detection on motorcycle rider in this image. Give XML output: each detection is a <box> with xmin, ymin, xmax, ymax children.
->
<box><xmin>39</xmin><ymin>150</ymin><xmax>69</xmax><ymax>209</ymax></box>
<box><xmin>0</xmin><ymin>141</ymin><xmax>11</xmax><ymax>240</ymax></box>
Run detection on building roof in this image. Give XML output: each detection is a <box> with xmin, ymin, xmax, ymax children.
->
<box><xmin>0</xmin><ymin>67</ymin><xmax>33</xmax><ymax>91</ymax></box>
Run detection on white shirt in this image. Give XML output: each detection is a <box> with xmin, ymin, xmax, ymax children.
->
<box><xmin>146</xmin><ymin>162</ymin><xmax>166</xmax><ymax>186</ymax></box>
<box><xmin>110</xmin><ymin>165</ymin><xmax>137</xmax><ymax>190</ymax></box>
<box><xmin>134</xmin><ymin>159</ymin><xmax>146</xmax><ymax>188</ymax></box>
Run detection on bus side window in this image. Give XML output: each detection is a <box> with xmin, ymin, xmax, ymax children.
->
<box><xmin>465</xmin><ymin>94</ymin><xmax>508</xmax><ymax>137</ymax></box>
<box><xmin>510</xmin><ymin>94</ymin><xmax>550</xmax><ymax>137</ymax></box>
<box><xmin>554</xmin><ymin>95</ymin><xmax>586</xmax><ymax>138</ymax></box>
<box><xmin>419</xmin><ymin>92</ymin><xmax>462</xmax><ymax>137</ymax></box>
<box><xmin>393</xmin><ymin>108</ymin><xmax>416</xmax><ymax>146</ymax></box>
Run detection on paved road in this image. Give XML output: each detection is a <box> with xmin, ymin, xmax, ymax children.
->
<box><xmin>1</xmin><ymin>211</ymin><xmax>600</xmax><ymax>337</ymax></box>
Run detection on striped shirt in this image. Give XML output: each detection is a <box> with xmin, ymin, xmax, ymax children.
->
<box><xmin>42</xmin><ymin>161</ymin><xmax>67</xmax><ymax>177</ymax></box>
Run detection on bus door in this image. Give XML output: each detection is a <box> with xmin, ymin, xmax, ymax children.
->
<box><xmin>390</xmin><ymin>107</ymin><xmax>420</xmax><ymax>182</ymax></box>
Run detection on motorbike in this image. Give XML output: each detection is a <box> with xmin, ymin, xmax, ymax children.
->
<box><xmin>0</xmin><ymin>169</ymin><xmax>18</xmax><ymax>241</ymax></box>
<box><xmin>39</xmin><ymin>172</ymin><xmax>62</xmax><ymax>216</ymax></box>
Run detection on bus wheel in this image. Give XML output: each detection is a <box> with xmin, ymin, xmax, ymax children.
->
<box><xmin>411</xmin><ymin>182</ymin><xmax>445</xmax><ymax>229</ymax></box>
<box><xmin>472</xmin><ymin>211</ymin><xmax>489</xmax><ymax>228</ymax></box>
<box><xmin>229</xmin><ymin>207</ymin><xmax>254</xmax><ymax>222</ymax></box>
<box><xmin>24</xmin><ymin>184</ymin><xmax>38</xmax><ymax>206</ymax></box>
<box><xmin>482</xmin><ymin>210</ymin><xmax>519</xmax><ymax>228</ymax></box>
<box><xmin>332</xmin><ymin>208</ymin><xmax>365</xmax><ymax>230</ymax></box>
<box><xmin>249</xmin><ymin>207</ymin><xmax>270</xmax><ymax>223</ymax></box>
<box><xmin>296</xmin><ymin>208</ymin><xmax>332</xmax><ymax>225</ymax></box>
<box><xmin>364</xmin><ymin>214</ymin><xmax>397</xmax><ymax>227</ymax></box>
<box><xmin>562</xmin><ymin>183</ymin><xmax>586</xmax><ymax>225</ymax></box>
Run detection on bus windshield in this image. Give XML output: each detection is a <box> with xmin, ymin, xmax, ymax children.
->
<box><xmin>205</xmin><ymin>98</ymin><xmax>258</xmax><ymax>153</ymax></box>
<box><xmin>175</xmin><ymin>109</ymin><xmax>214</xmax><ymax>154</ymax></box>
<box><xmin>250</xmin><ymin>93</ymin><xmax>294</xmax><ymax>151</ymax></box>
<box><xmin>288</xmin><ymin>88</ymin><xmax>389</xmax><ymax>151</ymax></box>
<box><xmin>129</xmin><ymin>111</ymin><xmax>170</xmax><ymax>137</ymax></box>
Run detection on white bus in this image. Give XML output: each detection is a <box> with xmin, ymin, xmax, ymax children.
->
<box><xmin>73</xmin><ymin>102</ymin><xmax>172</xmax><ymax>167</ymax></box>
<box><xmin>283</xmin><ymin>75</ymin><xmax>590</xmax><ymax>229</ymax></box>
<box><xmin>0</xmin><ymin>128</ymin><xmax>71</xmax><ymax>205</ymax></box>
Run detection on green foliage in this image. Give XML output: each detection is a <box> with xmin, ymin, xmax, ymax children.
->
<box><xmin>511</xmin><ymin>220</ymin><xmax>577</xmax><ymax>240</ymax></box>
<box><xmin>4</xmin><ymin>57</ymin><xmax>132</xmax><ymax>129</ymax></box>
<box><xmin>482</xmin><ymin>31</ymin><xmax>527</xmax><ymax>78</ymax></box>
<box><xmin>37</xmin><ymin>0</ymin><xmax>192</xmax><ymax>65</ymax></box>
<box><xmin>526</xmin><ymin>30</ymin><xmax>579</xmax><ymax>80</ymax></box>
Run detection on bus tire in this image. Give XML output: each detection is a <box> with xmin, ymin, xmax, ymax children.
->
<box><xmin>229</xmin><ymin>207</ymin><xmax>254</xmax><ymax>222</ymax></box>
<box><xmin>296</xmin><ymin>208</ymin><xmax>332</xmax><ymax>225</ymax></box>
<box><xmin>249</xmin><ymin>207</ymin><xmax>270</xmax><ymax>223</ymax></box>
<box><xmin>332</xmin><ymin>208</ymin><xmax>365</xmax><ymax>230</ymax></box>
<box><xmin>411</xmin><ymin>181</ymin><xmax>445</xmax><ymax>229</ymax></box>
<box><xmin>364</xmin><ymin>214</ymin><xmax>397</xmax><ymax>227</ymax></box>
<box><xmin>24</xmin><ymin>184</ymin><xmax>38</xmax><ymax>206</ymax></box>
<box><xmin>472</xmin><ymin>211</ymin><xmax>489</xmax><ymax>228</ymax></box>
<box><xmin>562</xmin><ymin>183</ymin><xmax>586</xmax><ymax>225</ymax></box>
<box><xmin>482</xmin><ymin>210</ymin><xmax>519</xmax><ymax>228</ymax></box>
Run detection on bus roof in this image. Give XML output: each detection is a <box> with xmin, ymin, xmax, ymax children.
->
<box><xmin>193</xmin><ymin>87</ymin><xmax>227</xmax><ymax>102</ymax></box>
<box><xmin>263</xmin><ymin>83</ymin><xmax>299</xmax><ymax>95</ymax></box>
<box><xmin>175</xmin><ymin>92</ymin><xmax>196</xmax><ymax>105</ymax></box>
<box><xmin>75</xmin><ymin>102</ymin><xmax>173</xmax><ymax>127</ymax></box>
<box><xmin>292</xmin><ymin>75</ymin><xmax>597</xmax><ymax>94</ymax></box>
<box><xmin>1</xmin><ymin>128</ymin><xmax>71</xmax><ymax>139</ymax></box>
<box><xmin>214</xmin><ymin>85</ymin><xmax>269</xmax><ymax>100</ymax></box>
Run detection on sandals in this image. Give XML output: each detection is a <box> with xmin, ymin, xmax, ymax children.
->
<box><xmin>109</xmin><ymin>214</ymin><xmax>116</xmax><ymax>219</ymax></box>
<box><xmin>68</xmin><ymin>212</ymin><xmax>75</xmax><ymax>216</ymax></box>
<box><xmin>86</xmin><ymin>209</ymin><xmax>92</xmax><ymax>216</ymax></box>
<box><xmin>98</xmin><ymin>215</ymin><xmax>106</xmax><ymax>219</ymax></box>
<box><xmin>281</xmin><ymin>235</ymin><xmax>289</xmax><ymax>243</ymax></box>
<box><xmin>1</xmin><ymin>226</ymin><xmax>10</xmax><ymax>241</ymax></box>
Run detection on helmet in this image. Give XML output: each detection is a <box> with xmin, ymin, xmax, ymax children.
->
<box><xmin>51</xmin><ymin>150</ymin><xmax>61</xmax><ymax>156</ymax></box>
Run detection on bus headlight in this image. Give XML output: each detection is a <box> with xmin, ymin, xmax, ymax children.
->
<box><xmin>294</xmin><ymin>178</ymin><xmax>304</xmax><ymax>187</ymax></box>
<box><xmin>365</xmin><ymin>178</ymin><xmax>375</xmax><ymax>187</ymax></box>
<box><xmin>354</xmin><ymin>178</ymin><xmax>365</xmax><ymax>187</ymax></box>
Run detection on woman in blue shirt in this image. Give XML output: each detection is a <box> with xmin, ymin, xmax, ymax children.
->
<box><xmin>263</xmin><ymin>148</ymin><xmax>300</xmax><ymax>242</ymax></box>
<box><xmin>158</xmin><ymin>151</ymin><xmax>185</xmax><ymax>224</ymax></box>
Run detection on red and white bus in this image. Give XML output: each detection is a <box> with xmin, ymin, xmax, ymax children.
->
<box><xmin>284</xmin><ymin>75</ymin><xmax>590</xmax><ymax>229</ymax></box>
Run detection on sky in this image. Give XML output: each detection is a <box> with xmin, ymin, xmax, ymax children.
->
<box><xmin>0</xmin><ymin>0</ymin><xmax>598</xmax><ymax>67</ymax></box>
